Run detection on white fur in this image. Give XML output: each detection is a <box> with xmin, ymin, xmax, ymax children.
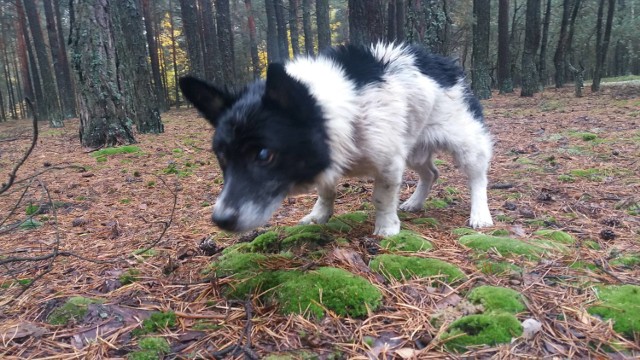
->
<box><xmin>287</xmin><ymin>43</ymin><xmax>493</xmax><ymax>235</ymax></box>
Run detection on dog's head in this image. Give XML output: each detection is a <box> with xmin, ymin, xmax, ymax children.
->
<box><xmin>179</xmin><ymin>64</ymin><xmax>330</xmax><ymax>232</ymax></box>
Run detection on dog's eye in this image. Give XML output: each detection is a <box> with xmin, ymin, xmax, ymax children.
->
<box><xmin>255</xmin><ymin>148</ymin><xmax>275</xmax><ymax>165</ymax></box>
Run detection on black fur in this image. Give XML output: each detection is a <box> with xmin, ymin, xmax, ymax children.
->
<box><xmin>322</xmin><ymin>44</ymin><xmax>388</xmax><ymax>88</ymax></box>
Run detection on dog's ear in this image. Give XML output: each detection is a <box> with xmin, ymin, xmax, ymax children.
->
<box><xmin>179</xmin><ymin>76</ymin><xmax>235</xmax><ymax>127</ymax></box>
<box><xmin>263</xmin><ymin>63</ymin><xmax>306</xmax><ymax>110</ymax></box>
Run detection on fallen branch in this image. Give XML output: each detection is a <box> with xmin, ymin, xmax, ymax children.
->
<box><xmin>0</xmin><ymin>98</ymin><xmax>37</xmax><ymax>196</ymax></box>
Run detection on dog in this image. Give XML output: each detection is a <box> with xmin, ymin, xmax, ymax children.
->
<box><xmin>179</xmin><ymin>42</ymin><xmax>493</xmax><ymax>236</ymax></box>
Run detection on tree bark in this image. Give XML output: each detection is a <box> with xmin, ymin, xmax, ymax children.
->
<box><xmin>289</xmin><ymin>0</ymin><xmax>300</xmax><ymax>57</ymax></box>
<box><xmin>538</xmin><ymin>0</ymin><xmax>551</xmax><ymax>87</ymax></box>
<box><xmin>111</xmin><ymin>0</ymin><xmax>164</xmax><ymax>134</ymax></box>
<box><xmin>396</xmin><ymin>0</ymin><xmax>406</xmax><ymax>43</ymax></box>
<box><xmin>215</xmin><ymin>0</ymin><xmax>236</xmax><ymax>85</ymax></box>
<box><xmin>14</xmin><ymin>1</ymin><xmax>35</xmax><ymax>117</ymax></box>
<box><xmin>70</xmin><ymin>0</ymin><xmax>136</xmax><ymax>147</ymax></box>
<box><xmin>520</xmin><ymin>0</ymin><xmax>540</xmax><ymax>97</ymax></box>
<box><xmin>348</xmin><ymin>0</ymin><xmax>385</xmax><ymax>47</ymax></box>
<box><xmin>169</xmin><ymin>0</ymin><xmax>181</xmax><ymax>107</ymax></box>
<box><xmin>302</xmin><ymin>0</ymin><xmax>315</xmax><ymax>56</ymax></box>
<box><xmin>179</xmin><ymin>0</ymin><xmax>205</xmax><ymax>77</ymax></box>
<box><xmin>44</xmin><ymin>0</ymin><xmax>76</xmax><ymax>118</ymax></box>
<box><xmin>245</xmin><ymin>0</ymin><xmax>261</xmax><ymax>78</ymax></box>
<box><xmin>553</xmin><ymin>0</ymin><xmax>571</xmax><ymax>88</ymax></box>
<box><xmin>566</xmin><ymin>0</ymin><xmax>581</xmax><ymax>81</ymax></box>
<box><xmin>199</xmin><ymin>0</ymin><xmax>224</xmax><ymax>82</ymax></box>
<box><xmin>141</xmin><ymin>0</ymin><xmax>167</xmax><ymax>111</ymax></box>
<box><xmin>387</xmin><ymin>0</ymin><xmax>396</xmax><ymax>42</ymax></box>
<box><xmin>592</xmin><ymin>0</ymin><xmax>615</xmax><ymax>92</ymax></box>
<box><xmin>497</xmin><ymin>0</ymin><xmax>512</xmax><ymax>94</ymax></box>
<box><xmin>471</xmin><ymin>0</ymin><xmax>492</xmax><ymax>99</ymax></box>
<box><xmin>23</xmin><ymin>0</ymin><xmax>63</xmax><ymax>127</ymax></box>
<box><xmin>316</xmin><ymin>0</ymin><xmax>331</xmax><ymax>51</ymax></box>
<box><xmin>274</xmin><ymin>0</ymin><xmax>290</xmax><ymax>60</ymax></box>
<box><xmin>265</xmin><ymin>0</ymin><xmax>281</xmax><ymax>63</ymax></box>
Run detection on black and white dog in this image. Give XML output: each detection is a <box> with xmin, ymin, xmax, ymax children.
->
<box><xmin>180</xmin><ymin>42</ymin><xmax>493</xmax><ymax>236</ymax></box>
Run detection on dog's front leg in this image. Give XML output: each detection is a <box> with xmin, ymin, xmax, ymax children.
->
<box><xmin>300</xmin><ymin>185</ymin><xmax>336</xmax><ymax>225</ymax></box>
<box><xmin>372</xmin><ymin>161</ymin><xmax>404</xmax><ymax>236</ymax></box>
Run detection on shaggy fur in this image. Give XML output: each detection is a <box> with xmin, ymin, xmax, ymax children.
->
<box><xmin>180</xmin><ymin>42</ymin><xmax>493</xmax><ymax>236</ymax></box>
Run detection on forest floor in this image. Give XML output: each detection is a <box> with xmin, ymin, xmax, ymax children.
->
<box><xmin>0</xmin><ymin>83</ymin><xmax>639</xmax><ymax>359</ymax></box>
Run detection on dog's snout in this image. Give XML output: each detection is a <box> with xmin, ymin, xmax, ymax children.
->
<box><xmin>212</xmin><ymin>210</ymin><xmax>238</xmax><ymax>231</ymax></box>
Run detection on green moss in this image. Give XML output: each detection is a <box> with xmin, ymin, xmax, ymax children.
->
<box><xmin>441</xmin><ymin>313</ymin><xmax>523</xmax><ymax>352</ymax></box>
<box><xmin>25</xmin><ymin>204</ymin><xmax>39</xmax><ymax>215</ymax></box>
<box><xmin>588</xmin><ymin>285</ymin><xmax>640</xmax><ymax>339</ymax></box>
<box><xmin>495</xmin><ymin>214</ymin><xmax>514</xmax><ymax>223</ymax></box>
<box><xmin>280</xmin><ymin>232</ymin><xmax>333</xmax><ymax>249</ymax></box>
<box><xmin>277</xmin><ymin>267</ymin><xmax>382</xmax><ymax>318</ymax></box>
<box><xmin>119</xmin><ymin>269</ymin><xmax>140</xmax><ymax>285</ymax></box>
<box><xmin>370</xmin><ymin>254</ymin><xmax>465</xmax><ymax>283</ymax></box>
<box><xmin>583</xmin><ymin>240</ymin><xmax>601</xmax><ymax>250</ymax></box>
<box><xmin>47</xmin><ymin>297</ymin><xmax>101</xmax><ymax>325</ymax></box>
<box><xmin>335</xmin><ymin>211</ymin><xmax>368</xmax><ymax>223</ymax></box>
<box><xmin>214</xmin><ymin>252</ymin><xmax>268</xmax><ymax>276</ymax></box>
<box><xmin>192</xmin><ymin>321</ymin><xmax>222</xmax><ymax>331</ymax></box>
<box><xmin>451</xmin><ymin>228</ymin><xmax>477</xmax><ymax>236</ymax></box>
<box><xmin>467</xmin><ymin>286</ymin><xmax>526</xmax><ymax>314</ymax></box>
<box><xmin>325</xmin><ymin>219</ymin><xmax>352</xmax><ymax>233</ymax></box>
<box><xmin>426</xmin><ymin>199</ymin><xmax>449</xmax><ymax>209</ymax></box>
<box><xmin>20</xmin><ymin>218</ymin><xmax>42</xmax><ymax>229</ymax></box>
<box><xmin>128</xmin><ymin>337</ymin><xmax>171</xmax><ymax>360</ymax></box>
<box><xmin>131</xmin><ymin>249</ymin><xmax>158</xmax><ymax>258</ymax></box>
<box><xmin>380</xmin><ymin>230</ymin><xmax>433</xmax><ymax>252</ymax></box>
<box><xmin>534</xmin><ymin>229</ymin><xmax>575</xmax><ymax>244</ymax></box>
<box><xmin>92</xmin><ymin>146</ymin><xmax>141</xmax><ymax>162</ymax></box>
<box><xmin>488</xmin><ymin>229</ymin><xmax>510</xmax><ymax>237</ymax></box>
<box><xmin>248</xmin><ymin>231</ymin><xmax>280</xmax><ymax>252</ymax></box>
<box><xmin>459</xmin><ymin>234</ymin><xmax>548</xmax><ymax>259</ymax></box>
<box><xmin>570</xmin><ymin>168</ymin><xmax>603</xmax><ymax>181</ymax></box>
<box><xmin>569</xmin><ymin>261</ymin><xmax>598</xmax><ymax>271</ymax></box>
<box><xmin>283</xmin><ymin>224</ymin><xmax>324</xmax><ymax>236</ymax></box>
<box><xmin>476</xmin><ymin>260</ymin><xmax>522</xmax><ymax>276</ymax></box>
<box><xmin>264</xmin><ymin>351</ymin><xmax>319</xmax><ymax>360</ymax></box>
<box><xmin>133</xmin><ymin>311</ymin><xmax>177</xmax><ymax>336</ymax></box>
<box><xmin>410</xmin><ymin>217</ymin><xmax>440</xmax><ymax>227</ymax></box>
<box><xmin>610</xmin><ymin>254</ymin><xmax>640</xmax><ymax>268</ymax></box>
<box><xmin>580</xmin><ymin>133</ymin><xmax>598</xmax><ymax>141</ymax></box>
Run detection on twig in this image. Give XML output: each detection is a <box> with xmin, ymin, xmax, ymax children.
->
<box><xmin>135</xmin><ymin>175</ymin><xmax>178</xmax><ymax>255</ymax></box>
<box><xmin>0</xmin><ymin>98</ymin><xmax>38</xmax><ymax>196</ymax></box>
<box><xmin>0</xmin><ymin>181</ymin><xmax>33</xmax><ymax>228</ymax></box>
<box><xmin>211</xmin><ymin>300</ymin><xmax>259</xmax><ymax>360</ymax></box>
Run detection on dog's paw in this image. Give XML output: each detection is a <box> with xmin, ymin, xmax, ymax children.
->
<box><xmin>469</xmin><ymin>213</ymin><xmax>494</xmax><ymax>229</ymax></box>
<box><xmin>373</xmin><ymin>214</ymin><xmax>401</xmax><ymax>236</ymax></box>
<box><xmin>300</xmin><ymin>213</ymin><xmax>331</xmax><ymax>225</ymax></box>
<box><xmin>399</xmin><ymin>200</ymin><xmax>424</xmax><ymax>212</ymax></box>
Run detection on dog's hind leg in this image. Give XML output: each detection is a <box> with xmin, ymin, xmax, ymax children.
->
<box><xmin>372</xmin><ymin>158</ymin><xmax>405</xmax><ymax>236</ymax></box>
<box><xmin>453</xmin><ymin>141</ymin><xmax>494</xmax><ymax>228</ymax></box>
<box><xmin>300</xmin><ymin>186</ymin><xmax>336</xmax><ymax>225</ymax></box>
<box><xmin>399</xmin><ymin>154</ymin><xmax>439</xmax><ymax>212</ymax></box>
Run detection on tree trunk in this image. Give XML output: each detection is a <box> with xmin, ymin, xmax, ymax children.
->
<box><xmin>592</xmin><ymin>0</ymin><xmax>615</xmax><ymax>92</ymax></box>
<box><xmin>43</xmin><ymin>0</ymin><xmax>76</xmax><ymax>118</ymax></box>
<box><xmin>316</xmin><ymin>0</ymin><xmax>331</xmax><ymax>51</ymax></box>
<box><xmin>22</xmin><ymin>0</ymin><xmax>63</xmax><ymax>127</ymax></box>
<box><xmin>169</xmin><ymin>0</ymin><xmax>181</xmax><ymax>108</ymax></box>
<box><xmin>396</xmin><ymin>0</ymin><xmax>406</xmax><ymax>43</ymax></box>
<box><xmin>11</xmin><ymin>52</ymin><xmax>26</xmax><ymax>118</ymax></box>
<box><xmin>111</xmin><ymin>0</ymin><xmax>164</xmax><ymax>134</ymax></box>
<box><xmin>199</xmin><ymin>0</ymin><xmax>223</xmax><ymax>83</ymax></box>
<box><xmin>289</xmin><ymin>0</ymin><xmax>300</xmax><ymax>57</ymax></box>
<box><xmin>70</xmin><ymin>0</ymin><xmax>135</xmax><ymax>147</ymax></box>
<box><xmin>215</xmin><ymin>0</ymin><xmax>236</xmax><ymax>86</ymax></box>
<box><xmin>348</xmin><ymin>0</ymin><xmax>385</xmax><ymax>47</ymax></box>
<box><xmin>141</xmin><ymin>0</ymin><xmax>167</xmax><ymax>111</ymax></box>
<box><xmin>53</xmin><ymin>0</ymin><xmax>76</xmax><ymax>112</ymax></box>
<box><xmin>471</xmin><ymin>0</ymin><xmax>491</xmax><ymax>99</ymax></box>
<box><xmin>520</xmin><ymin>0</ymin><xmax>540</xmax><ymax>97</ymax></box>
<box><xmin>179</xmin><ymin>0</ymin><xmax>205</xmax><ymax>77</ymax></box>
<box><xmin>553</xmin><ymin>0</ymin><xmax>571</xmax><ymax>88</ymax></box>
<box><xmin>497</xmin><ymin>0</ymin><xmax>512</xmax><ymax>94</ymax></box>
<box><xmin>302</xmin><ymin>0</ymin><xmax>315</xmax><ymax>56</ymax></box>
<box><xmin>565</xmin><ymin>0</ymin><xmax>581</xmax><ymax>82</ymax></box>
<box><xmin>14</xmin><ymin>1</ymin><xmax>34</xmax><ymax>118</ymax></box>
<box><xmin>265</xmin><ymin>0</ymin><xmax>281</xmax><ymax>63</ymax></box>
<box><xmin>274</xmin><ymin>0</ymin><xmax>290</xmax><ymax>61</ymax></box>
<box><xmin>244</xmin><ymin>0</ymin><xmax>261</xmax><ymax>78</ymax></box>
<box><xmin>538</xmin><ymin>0</ymin><xmax>551</xmax><ymax>87</ymax></box>
<box><xmin>387</xmin><ymin>0</ymin><xmax>396</xmax><ymax>42</ymax></box>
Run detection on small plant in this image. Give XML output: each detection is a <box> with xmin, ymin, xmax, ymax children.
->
<box><xmin>129</xmin><ymin>337</ymin><xmax>170</xmax><ymax>360</ymax></box>
<box><xmin>25</xmin><ymin>203</ymin><xmax>39</xmax><ymax>215</ymax></box>
<box><xmin>120</xmin><ymin>198</ymin><xmax>132</xmax><ymax>204</ymax></box>
<box><xmin>119</xmin><ymin>269</ymin><xmax>141</xmax><ymax>285</ymax></box>
<box><xmin>20</xmin><ymin>219</ymin><xmax>43</xmax><ymax>229</ymax></box>
<box><xmin>92</xmin><ymin>145</ymin><xmax>141</xmax><ymax>162</ymax></box>
<box><xmin>558</xmin><ymin>174</ymin><xmax>575</xmax><ymax>183</ymax></box>
<box><xmin>581</xmin><ymin>133</ymin><xmax>597</xmax><ymax>141</ymax></box>
<box><xmin>132</xmin><ymin>311</ymin><xmax>177</xmax><ymax>337</ymax></box>
<box><xmin>146</xmin><ymin>181</ymin><xmax>156</xmax><ymax>188</ymax></box>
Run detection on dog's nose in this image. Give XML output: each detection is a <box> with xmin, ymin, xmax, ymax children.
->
<box><xmin>212</xmin><ymin>211</ymin><xmax>238</xmax><ymax>231</ymax></box>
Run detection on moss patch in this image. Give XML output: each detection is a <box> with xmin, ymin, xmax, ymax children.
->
<box><xmin>467</xmin><ymin>286</ymin><xmax>526</xmax><ymax>314</ymax></box>
<box><xmin>476</xmin><ymin>260</ymin><xmax>522</xmax><ymax>276</ymax></box>
<box><xmin>458</xmin><ymin>234</ymin><xmax>549</xmax><ymax>259</ymax></box>
<box><xmin>132</xmin><ymin>311</ymin><xmax>177</xmax><ymax>336</ymax></box>
<box><xmin>380</xmin><ymin>230</ymin><xmax>433</xmax><ymax>252</ymax></box>
<box><xmin>92</xmin><ymin>145</ymin><xmax>140</xmax><ymax>162</ymax></box>
<box><xmin>325</xmin><ymin>211</ymin><xmax>369</xmax><ymax>233</ymax></box>
<box><xmin>47</xmin><ymin>297</ymin><xmax>101</xmax><ymax>325</ymax></box>
<box><xmin>452</xmin><ymin>228</ymin><xmax>477</xmax><ymax>236</ymax></box>
<box><xmin>277</xmin><ymin>267</ymin><xmax>382</xmax><ymax>318</ymax></box>
<box><xmin>370</xmin><ymin>254</ymin><xmax>465</xmax><ymax>283</ymax></box>
<box><xmin>441</xmin><ymin>313</ymin><xmax>523</xmax><ymax>352</ymax></box>
<box><xmin>610</xmin><ymin>254</ymin><xmax>640</xmax><ymax>268</ymax></box>
<box><xmin>534</xmin><ymin>229</ymin><xmax>575</xmax><ymax>244</ymax></box>
<box><xmin>588</xmin><ymin>285</ymin><xmax>640</xmax><ymax>339</ymax></box>
<box><xmin>410</xmin><ymin>217</ymin><xmax>440</xmax><ymax>227</ymax></box>
<box><xmin>129</xmin><ymin>337</ymin><xmax>170</xmax><ymax>360</ymax></box>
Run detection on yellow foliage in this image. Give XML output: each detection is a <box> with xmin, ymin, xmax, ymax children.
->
<box><xmin>158</xmin><ymin>13</ymin><xmax>188</xmax><ymax>103</ymax></box>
